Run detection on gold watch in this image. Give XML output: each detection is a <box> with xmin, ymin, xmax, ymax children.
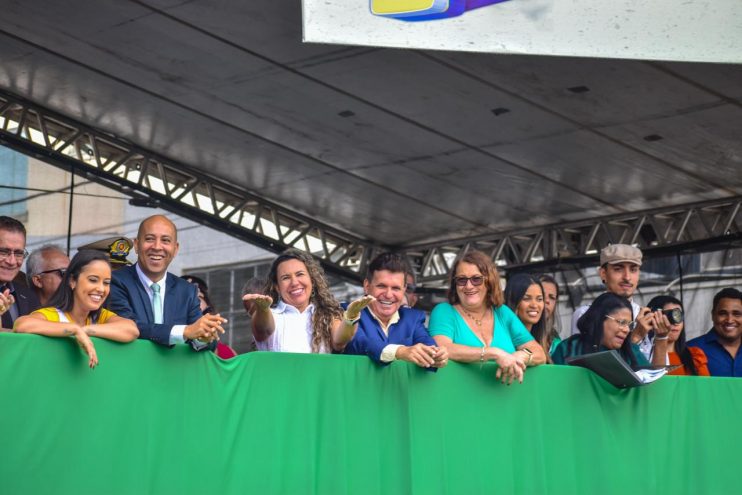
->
<box><xmin>520</xmin><ymin>347</ymin><xmax>533</xmax><ymax>366</ymax></box>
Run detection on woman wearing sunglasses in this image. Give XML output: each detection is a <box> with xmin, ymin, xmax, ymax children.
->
<box><xmin>646</xmin><ymin>295</ymin><xmax>709</xmax><ymax>376</ymax></box>
<box><xmin>13</xmin><ymin>250</ymin><xmax>139</xmax><ymax>368</ymax></box>
<box><xmin>428</xmin><ymin>250</ymin><xmax>545</xmax><ymax>384</ymax></box>
<box><xmin>552</xmin><ymin>292</ymin><xmax>649</xmax><ymax>367</ymax></box>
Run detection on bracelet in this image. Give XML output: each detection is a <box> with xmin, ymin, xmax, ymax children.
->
<box><xmin>654</xmin><ymin>336</ymin><xmax>669</xmax><ymax>341</ymax></box>
<box><xmin>480</xmin><ymin>346</ymin><xmax>486</xmax><ymax>363</ymax></box>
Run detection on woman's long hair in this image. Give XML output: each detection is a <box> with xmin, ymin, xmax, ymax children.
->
<box><xmin>538</xmin><ymin>273</ymin><xmax>561</xmax><ymax>336</ymax></box>
<box><xmin>505</xmin><ymin>273</ymin><xmax>555</xmax><ymax>361</ymax></box>
<box><xmin>647</xmin><ymin>295</ymin><xmax>697</xmax><ymax>375</ymax></box>
<box><xmin>264</xmin><ymin>249</ymin><xmax>342</xmax><ymax>353</ymax></box>
<box><xmin>47</xmin><ymin>250</ymin><xmax>111</xmax><ymax>323</ymax></box>
<box><xmin>447</xmin><ymin>250</ymin><xmax>504</xmax><ymax>307</ymax></box>
<box><xmin>576</xmin><ymin>292</ymin><xmax>638</xmax><ymax>368</ymax></box>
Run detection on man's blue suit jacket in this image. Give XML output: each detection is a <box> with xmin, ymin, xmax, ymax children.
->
<box><xmin>109</xmin><ymin>264</ymin><xmax>202</xmax><ymax>347</ymax></box>
<box><xmin>345</xmin><ymin>306</ymin><xmax>435</xmax><ymax>364</ymax></box>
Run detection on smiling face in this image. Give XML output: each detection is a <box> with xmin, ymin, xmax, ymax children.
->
<box><xmin>364</xmin><ymin>269</ymin><xmax>405</xmax><ymax>325</ymax></box>
<box><xmin>712</xmin><ymin>298</ymin><xmax>742</xmax><ymax>344</ymax></box>
<box><xmin>454</xmin><ymin>261</ymin><xmax>488</xmax><ymax>311</ymax></box>
<box><xmin>662</xmin><ymin>302</ymin><xmax>684</xmax><ymax>343</ymax></box>
<box><xmin>516</xmin><ymin>283</ymin><xmax>544</xmax><ymax>330</ymax></box>
<box><xmin>70</xmin><ymin>260</ymin><xmax>111</xmax><ymax>313</ymax></box>
<box><xmin>276</xmin><ymin>258</ymin><xmax>313</xmax><ymax>312</ymax></box>
<box><xmin>599</xmin><ymin>262</ymin><xmax>640</xmax><ymax>298</ymax></box>
<box><xmin>0</xmin><ymin>229</ymin><xmax>25</xmax><ymax>284</ymax></box>
<box><xmin>134</xmin><ymin>216</ymin><xmax>179</xmax><ymax>283</ymax></box>
<box><xmin>601</xmin><ymin>307</ymin><xmax>633</xmax><ymax>350</ymax></box>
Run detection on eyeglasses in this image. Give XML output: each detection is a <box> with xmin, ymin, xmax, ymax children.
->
<box><xmin>454</xmin><ymin>276</ymin><xmax>485</xmax><ymax>287</ymax></box>
<box><xmin>406</xmin><ymin>285</ymin><xmax>417</xmax><ymax>294</ymax></box>
<box><xmin>38</xmin><ymin>268</ymin><xmax>67</xmax><ymax>278</ymax></box>
<box><xmin>0</xmin><ymin>248</ymin><xmax>29</xmax><ymax>262</ymax></box>
<box><xmin>605</xmin><ymin>314</ymin><xmax>637</xmax><ymax>331</ymax></box>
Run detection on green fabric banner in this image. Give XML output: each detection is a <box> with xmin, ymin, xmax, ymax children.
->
<box><xmin>1</xmin><ymin>333</ymin><xmax>738</xmax><ymax>495</ymax></box>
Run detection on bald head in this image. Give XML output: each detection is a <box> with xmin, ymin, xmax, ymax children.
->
<box><xmin>134</xmin><ymin>215</ymin><xmax>179</xmax><ymax>282</ymax></box>
<box><xmin>137</xmin><ymin>215</ymin><xmax>178</xmax><ymax>241</ymax></box>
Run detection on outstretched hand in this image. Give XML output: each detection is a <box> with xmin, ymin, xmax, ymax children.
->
<box><xmin>345</xmin><ymin>295</ymin><xmax>375</xmax><ymax>320</ymax></box>
<box><xmin>242</xmin><ymin>294</ymin><xmax>273</xmax><ymax>311</ymax></box>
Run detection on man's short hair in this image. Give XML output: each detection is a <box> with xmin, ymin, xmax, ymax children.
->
<box><xmin>712</xmin><ymin>287</ymin><xmax>742</xmax><ymax>312</ymax></box>
<box><xmin>0</xmin><ymin>216</ymin><xmax>26</xmax><ymax>237</ymax></box>
<box><xmin>26</xmin><ymin>244</ymin><xmax>66</xmax><ymax>279</ymax></box>
<box><xmin>365</xmin><ymin>252</ymin><xmax>408</xmax><ymax>281</ymax></box>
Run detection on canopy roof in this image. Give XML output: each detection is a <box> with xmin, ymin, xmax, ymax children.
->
<box><xmin>1</xmin><ymin>0</ymin><xmax>741</xmax><ymax>280</ymax></box>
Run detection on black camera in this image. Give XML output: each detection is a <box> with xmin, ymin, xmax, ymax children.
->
<box><xmin>663</xmin><ymin>308</ymin><xmax>684</xmax><ymax>325</ymax></box>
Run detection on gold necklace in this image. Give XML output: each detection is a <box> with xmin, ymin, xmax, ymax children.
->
<box><xmin>462</xmin><ymin>306</ymin><xmax>488</xmax><ymax>327</ymax></box>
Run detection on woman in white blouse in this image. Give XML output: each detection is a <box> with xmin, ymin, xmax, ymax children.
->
<box><xmin>244</xmin><ymin>249</ymin><xmax>371</xmax><ymax>353</ymax></box>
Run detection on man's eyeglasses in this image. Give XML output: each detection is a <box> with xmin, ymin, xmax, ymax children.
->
<box><xmin>0</xmin><ymin>248</ymin><xmax>29</xmax><ymax>262</ymax></box>
<box><xmin>454</xmin><ymin>276</ymin><xmax>485</xmax><ymax>287</ymax></box>
<box><xmin>38</xmin><ymin>268</ymin><xmax>67</xmax><ymax>278</ymax></box>
<box><xmin>605</xmin><ymin>314</ymin><xmax>637</xmax><ymax>331</ymax></box>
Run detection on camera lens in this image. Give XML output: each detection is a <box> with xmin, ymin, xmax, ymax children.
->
<box><xmin>663</xmin><ymin>308</ymin><xmax>684</xmax><ymax>325</ymax></box>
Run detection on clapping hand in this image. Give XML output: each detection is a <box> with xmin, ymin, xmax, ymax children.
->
<box><xmin>0</xmin><ymin>288</ymin><xmax>15</xmax><ymax>319</ymax></box>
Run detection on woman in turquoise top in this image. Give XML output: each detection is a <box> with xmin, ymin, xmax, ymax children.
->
<box><xmin>504</xmin><ymin>274</ymin><xmax>561</xmax><ymax>363</ymax></box>
<box><xmin>429</xmin><ymin>250</ymin><xmax>546</xmax><ymax>384</ymax></box>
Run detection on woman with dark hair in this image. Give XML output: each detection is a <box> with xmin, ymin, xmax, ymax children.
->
<box><xmin>181</xmin><ymin>274</ymin><xmax>237</xmax><ymax>359</ymax></box>
<box><xmin>14</xmin><ymin>250</ymin><xmax>138</xmax><ymax>368</ymax></box>
<box><xmin>243</xmin><ymin>248</ymin><xmax>372</xmax><ymax>353</ymax></box>
<box><xmin>504</xmin><ymin>274</ymin><xmax>560</xmax><ymax>361</ymax></box>
<box><xmin>552</xmin><ymin>292</ymin><xmax>649</xmax><ymax>367</ymax></box>
<box><xmin>647</xmin><ymin>295</ymin><xmax>709</xmax><ymax>376</ymax></box>
<box><xmin>429</xmin><ymin>250</ymin><xmax>545</xmax><ymax>384</ymax></box>
<box><xmin>538</xmin><ymin>273</ymin><xmax>561</xmax><ymax>337</ymax></box>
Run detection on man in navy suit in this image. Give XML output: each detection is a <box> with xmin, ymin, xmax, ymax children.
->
<box><xmin>345</xmin><ymin>252</ymin><xmax>448</xmax><ymax>368</ymax></box>
<box><xmin>108</xmin><ymin>215</ymin><xmax>225</xmax><ymax>349</ymax></box>
<box><xmin>0</xmin><ymin>216</ymin><xmax>40</xmax><ymax>329</ymax></box>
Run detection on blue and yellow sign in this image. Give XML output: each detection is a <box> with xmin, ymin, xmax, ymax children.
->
<box><xmin>370</xmin><ymin>0</ymin><xmax>510</xmax><ymax>21</ymax></box>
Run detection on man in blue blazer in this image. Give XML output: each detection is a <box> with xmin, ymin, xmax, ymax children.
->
<box><xmin>345</xmin><ymin>252</ymin><xmax>448</xmax><ymax>368</ymax></box>
<box><xmin>108</xmin><ymin>215</ymin><xmax>225</xmax><ymax>350</ymax></box>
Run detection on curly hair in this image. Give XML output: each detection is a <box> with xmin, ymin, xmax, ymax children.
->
<box><xmin>447</xmin><ymin>250</ymin><xmax>504</xmax><ymax>307</ymax></box>
<box><xmin>264</xmin><ymin>248</ymin><xmax>342</xmax><ymax>353</ymax></box>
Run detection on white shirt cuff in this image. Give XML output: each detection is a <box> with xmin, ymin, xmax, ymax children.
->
<box><xmin>168</xmin><ymin>325</ymin><xmax>186</xmax><ymax>345</ymax></box>
<box><xmin>381</xmin><ymin>344</ymin><xmax>402</xmax><ymax>363</ymax></box>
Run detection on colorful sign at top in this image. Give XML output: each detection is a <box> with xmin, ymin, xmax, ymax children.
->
<box><xmin>370</xmin><ymin>0</ymin><xmax>511</xmax><ymax>21</ymax></box>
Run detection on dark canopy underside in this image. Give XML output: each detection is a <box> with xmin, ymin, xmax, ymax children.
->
<box><xmin>1</xmin><ymin>0</ymin><xmax>741</xmax><ymax>249</ymax></box>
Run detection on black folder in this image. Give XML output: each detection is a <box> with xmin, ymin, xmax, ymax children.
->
<box><xmin>566</xmin><ymin>350</ymin><xmax>666</xmax><ymax>389</ymax></box>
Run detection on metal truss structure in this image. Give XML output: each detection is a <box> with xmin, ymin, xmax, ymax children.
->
<box><xmin>2</xmin><ymin>89</ymin><xmax>741</xmax><ymax>285</ymax></box>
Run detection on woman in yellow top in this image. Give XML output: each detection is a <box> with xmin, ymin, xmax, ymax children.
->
<box><xmin>14</xmin><ymin>250</ymin><xmax>138</xmax><ymax>368</ymax></box>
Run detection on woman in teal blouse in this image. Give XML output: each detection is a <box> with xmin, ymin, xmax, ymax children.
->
<box><xmin>429</xmin><ymin>250</ymin><xmax>546</xmax><ymax>384</ymax></box>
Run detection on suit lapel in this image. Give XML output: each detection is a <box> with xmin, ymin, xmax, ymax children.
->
<box><xmin>130</xmin><ymin>264</ymin><xmax>155</xmax><ymax>323</ymax></box>
<box><xmin>163</xmin><ymin>273</ymin><xmax>177</xmax><ymax>323</ymax></box>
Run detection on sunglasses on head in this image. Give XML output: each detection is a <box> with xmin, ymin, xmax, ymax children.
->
<box><xmin>454</xmin><ymin>275</ymin><xmax>485</xmax><ymax>287</ymax></box>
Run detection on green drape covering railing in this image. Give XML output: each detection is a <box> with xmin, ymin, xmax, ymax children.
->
<box><xmin>1</xmin><ymin>333</ymin><xmax>739</xmax><ymax>495</ymax></box>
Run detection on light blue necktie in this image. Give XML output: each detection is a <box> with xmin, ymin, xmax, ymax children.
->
<box><xmin>151</xmin><ymin>283</ymin><xmax>163</xmax><ymax>324</ymax></box>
